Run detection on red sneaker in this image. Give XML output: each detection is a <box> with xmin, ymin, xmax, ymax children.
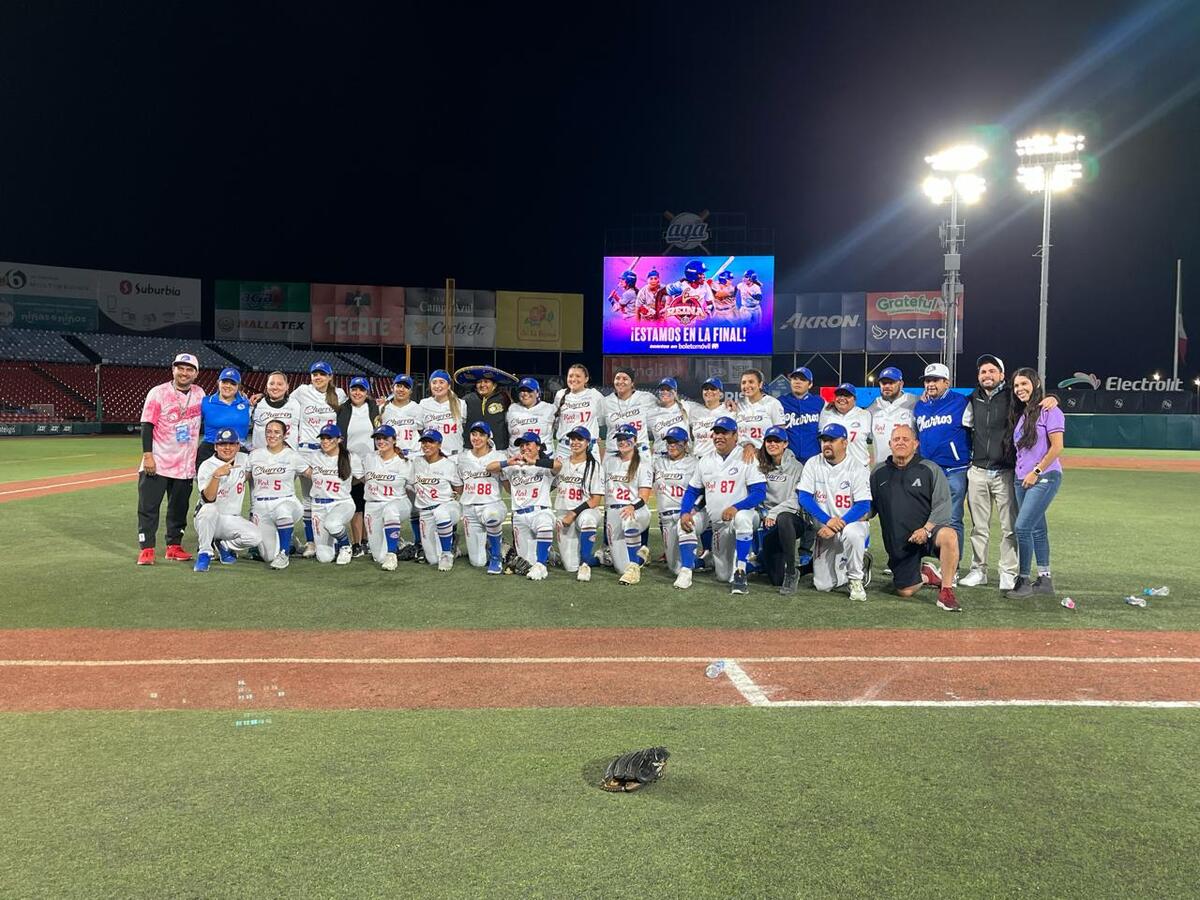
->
<box><xmin>137</xmin><ymin>547</ymin><xmax>156</xmax><ymax>566</ymax></box>
<box><xmin>921</xmin><ymin>562</ymin><xmax>942</xmax><ymax>587</ymax></box>
<box><xmin>936</xmin><ymin>588</ymin><xmax>961</xmax><ymax>612</ymax></box>
<box><xmin>164</xmin><ymin>544</ymin><xmax>193</xmax><ymax>562</ymax></box>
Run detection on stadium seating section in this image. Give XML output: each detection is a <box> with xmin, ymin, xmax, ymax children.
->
<box><xmin>0</xmin><ymin>328</ymin><xmax>90</xmax><ymax>363</ymax></box>
<box><xmin>208</xmin><ymin>341</ymin><xmax>392</xmax><ymax>377</ymax></box>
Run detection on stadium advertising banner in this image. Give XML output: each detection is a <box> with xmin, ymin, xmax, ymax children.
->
<box><xmin>1</xmin><ymin>261</ymin><xmax>201</xmax><ymax>335</ymax></box>
<box><xmin>495</xmin><ymin>291</ymin><xmax>584</xmax><ymax>351</ymax></box>
<box><xmin>602</xmin><ymin>256</ymin><xmax>774</xmax><ymax>355</ymax></box>
<box><xmin>214</xmin><ymin>280</ymin><xmax>311</xmax><ymax>342</ymax></box>
<box><xmin>404</xmin><ymin>288</ymin><xmax>496</xmax><ymax>347</ymax></box>
<box><xmin>774</xmin><ymin>292</ymin><xmax>866</xmax><ymax>352</ymax></box>
<box><xmin>865</xmin><ymin>290</ymin><xmax>963</xmax><ymax>353</ymax></box>
<box><xmin>310</xmin><ymin>284</ymin><xmax>406</xmax><ymax>345</ymax></box>
<box><xmin>602</xmin><ymin>355</ymin><xmax>769</xmax><ymax>400</ymax></box>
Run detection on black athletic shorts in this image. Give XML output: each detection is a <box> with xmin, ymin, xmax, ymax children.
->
<box><xmin>888</xmin><ymin>525</ymin><xmax>949</xmax><ymax>590</ymax></box>
<box><xmin>351</xmin><ymin>481</ymin><xmax>366</xmax><ymax>512</ymax></box>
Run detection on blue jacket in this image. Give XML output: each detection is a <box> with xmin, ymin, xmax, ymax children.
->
<box><xmin>201</xmin><ymin>392</ymin><xmax>252</xmax><ymax>443</ymax></box>
<box><xmin>914</xmin><ymin>390</ymin><xmax>971</xmax><ymax>472</ymax></box>
<box><xmin>779</xmin><ymin>392</ymin><xmax>824</xmax><ymax>462</ymax></box>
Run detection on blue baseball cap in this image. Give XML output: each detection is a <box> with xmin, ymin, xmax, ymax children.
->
<box><xmin>430</xmin><ymin>369</ymin><xmax>451</xmax><ymax>384</ymax></box>
<box><xmin>656</xmin><ymin>377</ymin><xmax>678</xmax><ymax>392</ymax></box>
<box><xmin>664</xmin><ymin>426</ymin><xmax>690</xmax><ymax>444</ymax></box>
<box><xmin>790</xmin><ymin>366</ymin><xmax>814</xmax><ymax>381</ymax></box>
<box><xmin>612</xmin><ymin>427</ymin><xmax>637</xmax><ymax>442</ymax></box>
<box><xmin>372</xmin><ymin>424</ymin><xmax>397</xmax><ymax>439</ymax></box>
<box><xmin>717</xmin><ymin>271</ymin><xmax>733</xmax><ymax>282</ymax></box>
<box><xmin>764</xmin><ymin>425</ymin><xmax>789</xmax><ymax>442</ymax></box>
<box><xmin>310</xmin><ymin>361</ymin><xmax>333</xmax><ymax>375</ymax></box>
<box><xmin>566</xmin><ymin>425</ymin><xmax>591</xmax><ymax>441</ymax></box>
<box><xmin>646</xmin><ymin>269</ymin><xmax>660</xmax><ymax>278</ymax></box>
<box><xmin>835</xmin><ymin>382</ymin><xmax>857</xmax><ymax>396</ymax></box>
<box><xmin>214</xmin><ymin>427</ymin><xmax>239</xmax><ymax>444</ymax></box>
<box><xmin>515</xmin><ymin>431</ymin><xmax>544</xmax><ymax>446</ymax></box>
<box><xmin>743</xmin><ymin>269</ymin><xmax>758</xmax><ymax>280</ymax></box>
<box><xmin>349</xmin><ymin>376</ymin><xmax>370</xmax><ymax>391</ymax></box>
<box><xmin>393</xmin><ymin>373</ymin><xmax>414</xmax><ymax>387</ymax></box>
<box><xmin>701</xmin><ymin>376</ymin><xmax>724</xmax><ymax>391</ymax></box>
<box><xmin>818</xmin><ymin>422</ymin><xmax>848</xmax><ymax>440</ymax></box>
<box><xmin>878</xmin><ymin>367</ymin><xmax>903</xmax><ymax>382</ymax></box>
<box><xmin>218</xmin><ymin>367</ymin><xmax>241</xmax><ymax>384</ymax></box>
<box><xmin>419</xmin><ymin>429</ymin><xmax>443</xmax><ymax>443</ymax></box>
<box><xmin>517</xmin><ymin>377</ymin><xmax>541</xmax><ymax>394</ymax></box>
<box><xmin>469</xmin><ymin>421</ymin><xmax>492</xmax><ymax>436</ymax></box>
<box><xmin>711</xmin><ymin>416</ymin><xmax>738</xmax><ymax>433</ymax></box>
<box><xmin>318</xmin><ymin>423</ymin><xmax>342</xmax><ymax>439</ymax></box>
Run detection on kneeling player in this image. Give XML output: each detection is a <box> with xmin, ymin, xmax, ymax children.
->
<box><xmin>502</xmin><ymin>431</ymin><xmax>557</xmax><ymax>580</ymax></box>
<box><xmin>553</xmin><ymin>426</ymin><xmax>605</xmax><ymax>581</ymax></box>
<box><xmin>362</xmin><ymin>424</ymin><xmax>412</xmax><ymax>571</ymax></box>
<box><xmin>411</xmin><ymin>429</ymin><xmax>463</xmax><ymax>571</ymax></box>
<box><xmin>193</xmin><ymin>428</ymin><xmax>262</xmax><ymax>572</ymax></box>
<box><xmin>310</xmin><ymin>424</ymin><xmax>360</xmax><ymax>564</ymax></box>
<box><xmin>248</xmin><ymin>419</ymin><xmax>309</xmax><ymax>569</ymax></box>
<box><xmin>797</xmin><ymin>423</ymin><xmax>872</xmax><ymax>600</ymax></box>
<box><xmin>676</xmin><ymin>417</ymin><xmax>765</xmax><ymax>593</ymax></box>
<box><xmin>654</xmin><ymin>427</ymin><xmax>698</xmax><ymax>575</ymax></box>
<box><xmin>604</xmin><ymin>427</ymin><xmax>653</xmax><ymax>585</ymax></box>
<box><xmin>458</xmin><ymin>421</ymin><xmax>508</xmax><ymax>574</ymax></box>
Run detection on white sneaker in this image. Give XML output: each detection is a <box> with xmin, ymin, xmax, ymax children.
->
<box><xmin>381</xmin><ymin>552</ymin><xmax>398</xmax><ymax>572</ymax></box>
<box><xmin>302</xmin><ymin>541</ymin><xmax>317</xmax><ymax>559</ymax></box>
<box><xmin>637</xmin><ymin>546</ymin><xmax>651</xmax><ymax>565</ymax></box>
<box><xmin>527</xmin><ymin>562</ymin><xmax>548</xmax><ymax>581</ymax></box>
<box><xmin>576</xmin><ymin>563</ymin><xmax>591</xmax><ymax>582</ymax></box>
<box><xmin>959</xmin><ymin>568</ymin><xmax>988</xmax><ymax>588</ymax></box>
<box><xmin>269</xmin><ymin>551</ymin><xmax>290</xmax><ymax>570</ymax></box>
<box><xmin>673</xmin><ymin>567</ymin><xmax>693</xmax><ymax>590</ymax></box>
<box><xmin>999</xmin><ymin>573</ymin><xmax>1017</xmax><ymax>591</ymax></box>
<box><xmin>438</xmin><ymin>552</ymin><xmax>453</xmax><ymax>572</ymax></box>
<box><xmin>618</xmin><ymin>563</ymin><xmax>642</xmax><ymax>585</ymax></box>
<box><xmin>335</xmin><ymin>545</ymin><xmax>352</xmax><ymax>565</ymax></box>
<box><xmin>849</xmin><ymin>578</ymin><xmax>866</xmax><ymax>602</ymax></box>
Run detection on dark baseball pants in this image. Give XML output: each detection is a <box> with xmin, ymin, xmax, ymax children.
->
<box><xmin>138</xmin><ymin>472</ymin><xmax>194</xmax><ymax>549</ymax></box>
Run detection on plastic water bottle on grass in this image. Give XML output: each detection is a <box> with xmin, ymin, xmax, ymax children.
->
<box><xmin>705</xmin><ymin>660</ymin><xmax>726</xmax><ymax>679</ymax></box>
<box><xmin>1143</xmin><ymin>586</ymin><xmax>1170</xmax><ymax>597</ymax></box>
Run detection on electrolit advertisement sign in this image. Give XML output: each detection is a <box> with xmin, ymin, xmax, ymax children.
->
<box><xmin>601</xmin><ymin>256</ymin><xmax>774</xmax><ymax>355</ymax></box>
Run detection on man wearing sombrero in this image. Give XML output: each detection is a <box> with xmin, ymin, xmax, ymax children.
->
<box><xmin>456</xmin><ymin>365</ymin><xmax>518</xmax><ymax>450</ymax></box>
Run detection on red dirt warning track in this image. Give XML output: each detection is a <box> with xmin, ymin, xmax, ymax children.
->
<box><xmin>1</xmin><ymin>628</ymin><xmax>1198</xmax><ymax>711</ymax></box>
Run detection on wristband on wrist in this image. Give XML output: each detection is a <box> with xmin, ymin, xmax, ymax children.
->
<box><xmin>1033</xmin><ymin>466</ymin><xmax>1043</xmax><ymax>476</ymax></box>
<box><xmin>572</xmin><ymin>501</ymin><xmax>590</xmax><ymax>516</ymax></box>
<box><xmin>633</xmin><ymin>499</ymin><xmax>646</xmax><ymax>510</ymax></box>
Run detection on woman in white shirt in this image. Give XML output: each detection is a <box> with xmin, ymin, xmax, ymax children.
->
<box><xmin>457</xmin><ymin>421</ymin><xmax>508</xmax><ymax>573</ymax></box>
<box><xmin>290</xmin><ymin>361</ymin><xmax>347</xmax><ymax>557</ymax></box>
<box><xmin>552</xmin><ymin>364</ymin><xmax>605</xmax><ymax>459</ymax></box>
<box><xmin>603</xmin><ymin>427</ymin><xmax>653</xmax><ymax>585</ymax></box>
<box><xmin>419</xmin><ymin>369</ymin><xmax>464</xmax><ymax>455</ymax></box>
<box><xmin>248</xmin><ymin>418</ymin><xmax>310</xmax><ymax>569</ymax></box>
<box><xmin>410</xmin><ymin>429</ymin><xmax>464</xmax><ymax>570</ymax></box>
<box><xmin>505</xmin><ymin>377</ymin><xmax>557</xmax><ymax>452</ymax></box>
<box><xmin>360</xmin><ymin>424</ymin><xmax>412</xmax><ymax>572</ymax></box>
<box><xmin>337</xmin><ymin>376</ymin><xmax>380</xmax><ymax>558</ymax></box>
<box><xmin>308</xmin><ymin>423</ymin><xmax>360</xmax><ymax>565</ymax></box>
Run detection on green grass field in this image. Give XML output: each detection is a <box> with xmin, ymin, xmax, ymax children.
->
<box><xmin>2</xmin><ymin>436</ymin><xmax>1198</xmax><ymax>897</ymax></box>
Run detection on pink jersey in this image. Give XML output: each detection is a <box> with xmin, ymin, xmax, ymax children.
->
<box><xmin>140</xmin><ymin>381</ymin><xmax>206</xmax><ymax>479</ymax></box>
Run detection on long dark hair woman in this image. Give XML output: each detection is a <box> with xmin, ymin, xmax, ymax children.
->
<box><xmin>1004</xmin><ymin>367</ymin><xmax>1065</xmax><ymax>599</ymax></box>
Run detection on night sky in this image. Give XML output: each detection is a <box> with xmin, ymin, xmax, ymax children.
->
<box><xmin>2</xmin><ymin>0</ymin><xmax>1197</xmax><ymax>384</ymax></box>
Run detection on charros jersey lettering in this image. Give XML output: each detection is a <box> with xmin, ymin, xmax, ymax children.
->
<box><xmin>553</xmin><ymin>388</ymin><xmax>605</xmax><ymax>443</ymax></box>
<box><xmin>502</xmin><ymin>461</ymin><xmax>555</xmax><ymax>509</ymax></box>
<box><xmin>735</xmin><ymin>395</ymin><xmax>785</xmax><ymax>447</ymax></box>
<box><xmin>506</xmin><ymin>401</ymin><xmax>556</xmax><ymax>451</ymax></box>
<box><xmin>687</xmin><ymin>401</ymin><xmax>726</xmax><ymax>458</ymax></box>
<box><xmin>653</xmin><ymin>454</ymin><xmax>698</xmax><ymax>512</ymax></box>
<box><xmin>250</xmin><ymin>397</ymin><xmax>301</xmax><ymax>451</ymax></box>
<box><xmin>798</xmin><ymin>453</ymin><xmax>872</xmax><ymax>517</ymax></box>
<box><xmin>553</xmin><ymin>456</ymin><xmax>605</xmax><ymax>509</ymax></box>
<box><xmin>457</xmin><ymin>449</ymin><xmax>506</xmax><ymax>503</ymax></box>
<box><xmin>418</xmin><ymin>397</ymin><xmax>463</xmax><ymax>454</ymax></box>
<box><xmin>361</xmin><ymin>452</ymin><xmax>410</xmax><ymax>503</ymax></box>
<box><xmin>648</xmin><ymin>404</ymin><xmax>689</xmax><ymax>456</ymax></box>
<box><xmin>603</xmin><ymin>454</ymin><xmax>653</xmax><ymax>506</ymax></box>
<box><xmin>379</xmin><ymin>400</ymin><xmax>426</xmax><ymax>456</ymax></box>
<box><xmin>247</xmin><ymin>447</ymin><xmax>307</xmax><ymax>503</ymax></box>
<box><xmin>410</xmin><ymin>455</ymin><xmax>462</xmax><ymax>509</ymax></box>
<box><xmin>688</xmin><ymin>451</ymin><xmax>766</xmax><ymax>509</ymax></box>
<box><xmin>291</xmin><ymin>384</ymin><xmax>347</xmax><ymax>446</ymax></box>
<box><xmin>603</xmin><ymin>390</ymin><xmax>655</xmax><ymax>452</ymax></box>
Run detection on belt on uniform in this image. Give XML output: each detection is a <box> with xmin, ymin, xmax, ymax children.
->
<box><xmin>313</xmin><ymin>497</ymin><xmax>338</xmax><ymax>504</ymax></box>
<box><xmin>299</xmin><ymin>442</ymin><xmax>319</xmax><ymax>450</ymax></box>
<box><xmin>255</xmin><ymin>496</ymin><xmax>281</xmax><ymax>501</ymax></box>
<box><xmin>658</xmin><ymin>509</ymin><xmax>679</xmax><ymax>516</ymax></box>
<box><xmin>609</xmin><ymin>503</ymin><xmax>631</xmax><ymax>509</ymax></box>
<box><xmin>514</xmin><ymin>505</ymin><xmax>547</xmax><ymax>515</ymax></box>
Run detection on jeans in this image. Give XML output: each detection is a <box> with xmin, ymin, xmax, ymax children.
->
<box><xmin>945</xmin><ymin>467</ymin><xmax>968</xmax><ymax>567</ymax></box>
<box><xmin>1013</xmin><ymin>470</ymin><xmax>1062</xmax><ymax>576</ymax></box>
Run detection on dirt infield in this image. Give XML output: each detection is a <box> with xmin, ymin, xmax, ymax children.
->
<box><xmin>2</xmin><ymin>628</ymin><xmax>1198</xmax><ymax>711</ymax></box>
<box><xmin>0</xmin><ymin>468</ymin><xmax>137</xmax><ymax>503</ymax></box>
<box><xmin>1067</xmin><ymin>456</ymin><xmax>1200</xmax><ymax>472</ymax></box>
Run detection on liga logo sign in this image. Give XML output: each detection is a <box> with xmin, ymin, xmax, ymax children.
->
<box><xmin>663</xmin><ymin>210</ymin><xmax>710</xmax><ymax>251</ymax></box>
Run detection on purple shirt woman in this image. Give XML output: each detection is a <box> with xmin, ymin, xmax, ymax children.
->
<box><xmin>1005</xmin><ymin>367</ymin><xmax>1065</xmax><ymax>599</ymax></box>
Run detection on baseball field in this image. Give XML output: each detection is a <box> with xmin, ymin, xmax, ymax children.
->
<box><xmin>1</xmin><ymin>436</ymin><xmax>1198</xmax><ymax>898</ymax></box>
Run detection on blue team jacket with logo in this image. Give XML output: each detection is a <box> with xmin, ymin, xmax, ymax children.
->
<box><xmin>914</xmin><ymin>391</ymin><xmax>971</xmax><ymax>472</ymax></box>
<box><xmin>779</xmin><ymin>393</ymin><xmax>825</xmax><ymax>462</ymax></box>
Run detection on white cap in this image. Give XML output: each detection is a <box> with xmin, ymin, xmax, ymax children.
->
<box><xmin>922</xmin><ymin>363</ymin><xmax>950</xmax><ymax>380</ymax></box>
<box><xmin>173</xmin><ymin>352</ymin><xmax>200</xmax><ymax>369</ymax></box>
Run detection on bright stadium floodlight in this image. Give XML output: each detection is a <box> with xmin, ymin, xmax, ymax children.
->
<box><xmin>922</xmin><ymin>143</ymin><xmax>987</xmax><ymax>384</ymax></box>
<box><xmin>1017</xmin><ymin>132</ymin><xmax>1087</xmax><ymax>379</ymax></box>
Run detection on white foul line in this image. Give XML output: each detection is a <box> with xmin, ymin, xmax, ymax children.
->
<box><xmin>0</xmin><ymin>472</ymin><xmax>136</xmax><ymax>497</ymax></box>
<box><xmin>722</xmin><ymin>660</ymin><xmax>773</xmax><ymax>706</ymax></box>
<box><xmin>1</xmin><ymin>654</ymin><xmax>1199</xmax><ymax>667</ymax></box>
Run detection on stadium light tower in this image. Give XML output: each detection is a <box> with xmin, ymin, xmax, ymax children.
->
<box><xmin>1016</xmin><ymin>132</ymin><xmax>1085</xmax><ymax>380</ymax></box>
<box><xmin>923</xmin><ymin>144</ymin><xmax>987</xmax><ymax>385</ymax></box>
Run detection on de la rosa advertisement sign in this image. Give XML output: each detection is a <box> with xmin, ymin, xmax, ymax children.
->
<box><xmin>865</xmin><ymin>291</ymin><xmax>962</xmax><ymax>353</ymax></box>
<box><xmin>601</xmin><ymin>256</ymin><xmax>774</xmax><ymax>355</ymax></box>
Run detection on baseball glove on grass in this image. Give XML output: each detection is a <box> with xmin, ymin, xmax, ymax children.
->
<box><xmin>600</xmin><ymin>747</ymin><xmax>670</xmax><ymax>792</ymax></box>
<box><xmin>503</xmin><ymin>546</ymin><xmax>532</xmax><ymax>576</ymax></box>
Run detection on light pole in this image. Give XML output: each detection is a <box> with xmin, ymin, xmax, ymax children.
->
<box><xmin>1016</xmin><ymin>132</ymin><xmax>1085</xmax><ymax>381</ymax></box>
<box><xmin>923</xmin><ymin>144</ymin><xmax>987</xmax><ymax>386</ymax></box>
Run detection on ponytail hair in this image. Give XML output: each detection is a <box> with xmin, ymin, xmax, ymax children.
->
<box><xmin>326</xmin><ymin>381</ymin><xmax>341</xmax><ymax>412</ymax></box>
<box><xmin>337</xmin><ymin>444</ymin><xmax>352</xmax><ymax>481</ymax></box>
<box><xmin>625</xmin><ymin>444</ymin><xmax>641</xmax><ymax>484</ymax></box>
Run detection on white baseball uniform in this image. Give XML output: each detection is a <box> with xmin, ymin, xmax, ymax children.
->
<box><xmin>819</xmin><ymin>405</ymin><xmax>874</xmax><ymax>468</ymax></box>
<box><xmin>687</xmin><ymin>401</ymin><xmax>727</xmax><ymax>458</ymax></box>
<box><xmin>248</xmin><ymin>446</ymin><xmax>308</xmax><ymax>561</ymax></box>
<box><xmin>378</xmin><ymin>399</ymin><xmax>427</xmax><ymax>458</ymax></box>
<box><xmin>798</xmin><ymin>452</ymin><xmax>872</xmax><ymax>591</ymax></box>
<box><xmin>553</xmin><ymin>454</ymin><xmax>605</xmax><ymax>572</ymax></box>
<box><xmin>411</xmin><ymin>453</ymin><xmax>463</xmax><ymax>566</ymax></box>
<box><xmin>418</xmin><ymin>397</ymin><xmax>464</xmax><ymax>455</ymax></box>
<box><xmin>735</xmin><ymin>394</ymin><xmax>785</xmax><ymax>449</ymax></box>
<box><xmin>308</xmin><ymin>449</ymin><xmax>361</xmax><ymax>563</ymax></box>
<box><xmin>250</xmin><ymin>396</ymin><xmax>301</xmax><ymax>451</ymax></box>
<box><xmin>290</xmin><ymin>383</ymin><xmax>348</xmax><ymax>538</ymax></box>
<box><xmin>682</xmin><ymin>449</ymin><xmax>766</xmax><ymax>582</ymax></box>
<box><xmin>506</xmin><ymin>401</ymin><xmax>557</xmax><ymax>452</ymax></box>
<box><xmin>603</xmin><ymin>454</ymin><xmax>653</xmax><ymax>575</ymax></box>
<box><xmin>194</xmin><ymin>451</ymin><xmax>262</xmax><ymax>559</ymax></box>
<box><xmin>603</xmin><ymin>390</ymin><xmax>656</xmax><ymax>454</ymax></box>
<box><xmin>503</xmin><ymin>458</ymin><xmax>557</xmax><ymax>565</ymax></box>
<box><xmin>458</xmin><ymin>448</ymin><xmax>507</xmax><ymax>568</ymax></box>
<box><xmin>361</xmin><ymin>451</ymin><xmax>412</xmax><ymax>564</ymax></box>
<box><xmin>552</xmin><ymin>388</ymin><xmax>605</xmax><ymax>458</ymax></box>
<box><xmin>868</xmin><ymin>391</ymin><xmax>917</xmax><ymax>446</ymax></box>
<box><xmin>648</xmin><ymin>402</ymin><xmax>689</xmax><ymax>457</ymax></box>
<box><xmin>654</xmin><ymin>452</ymin><xmax>698</xmax><ymax>573</ymax></box>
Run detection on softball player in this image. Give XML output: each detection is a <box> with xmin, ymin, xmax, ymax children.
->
<box><xmin>733</xmin><ymin>369</ymin><xmax>785</xmax><ymax>453</ymax></box>
<box><xmin>736</xmin><ymin>270</ymin><xmax>764</xmax><ymax>325</ymax></box>
<box><xmin>249</xmin><ymin>371</ymin><xmax>300</xmax><ymax>450</ymax></box>
<box><xmin>505</xmin><ymin>377</ymin><xmax>556</xmax><ymax>452</ymax></box>
<box><xmin>687</xmin><ymin>376</ymin><xmax>727</xmax><ymax>459</ymax></box>
<box><xmin>552</xmin><ymin>364</ymin><xmax>605</xmax><ymax>459</ymax></box>
<box><xmin>248</xmin><ymin>418</ymin><xmax>310</xmax><ymax>569</ymax></box>
<box><xmin>818</xmin><ymin>383</ymin><xmax>873</xmax><ymax>469</ymax></box>
<box><xmin>192</xmin><ymin>428</ymin><xmax>261</xmax><ymax>572</ymax></box>
<box><xmin>553</xmin><ymin>425</ymin><xmax>605</xmax><ymax>580</ymax></box>
<box><xmin>410</xmin><ymin>429</ymin><xmax>463</xmax><ymax>571</ymax></box>
<box><xmin>419</xmin><ymin>369</ymin><xmax>464</xmax><ymax>455</ymax></box>
<box><xmin>653</xmin><ymin>427</ymin><xmax>698</xmax><ymax>574</ymax></box>
<box><xmin>457</xmin><ymin>422</ymin><xmax>508</xmax><ymax>574</ymax></box>
<box><xmin>603</xmin><ymin>427</ymin><xmax>653</xmax><ymax>585</ymax></box>
<box><xmin>309</xmin><ymin>423</ymin><xmax>360</xmax><ymax>565</ymax></box>
<box><xmin>648</xmin><ymin>377</ymin><xmax>689</xmax><ymax>456</ymax></box>
<box><xmin>502</xmin><ymin>432</ymin><xmax>557</xmax><ymax>580</ymax></box>
<box><xmin>361</xmin><ymin>424</ymin><xmax>412</xmax><ymax>572</ymax></box>
<box><xmin>378</xmin><ymin>374</ymin><xmax>426</xmax><ymax>458</ymax></box>
<box><xmin>797</xmin><ymin>423</ymin><xmax>873</xmax><ymax>600</ymax></box>
<box><xmin>603</xmin><ymin>368</ymin><xmax>654</xmax><ymax>455</ymax></box>
<box><xmin>291</xmin><ymin>361</ymin><xmax>347</xmax><ymax>557</ymax></box>
<box><xmin>677</xmin><ymin>417</ymin><xmax>766</xmax><ymax>593</ymax></box>
<box><xmin>757</xmin><ymin>425</ymin><xmax>806</xmax><ymax>592</ymax></box>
